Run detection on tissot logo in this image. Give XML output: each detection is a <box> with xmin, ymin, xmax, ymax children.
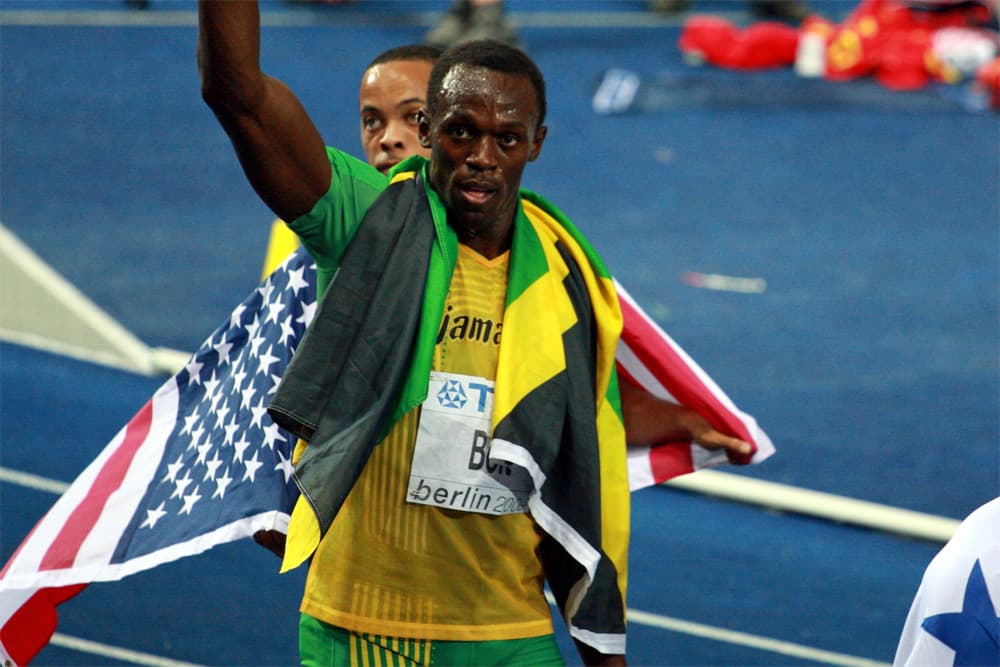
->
<box><xmin>436</xmin><ymin>379</ymin><xmax>468</xmax><ymax>409</ymax></box>
<box><xmin>435</xmin><ymin>378</ymin><xmax>493</xmax><ymax>413</ymax></box>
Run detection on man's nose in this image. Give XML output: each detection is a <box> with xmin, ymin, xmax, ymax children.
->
<box><xmin>466</xmin><ymin>137</ymin><xmax>499</xmax><ymax>169</ymax></box>
<box><xmin>380</xmin><ymin>121</ymin><xmax>406</xmax><ymax>149</ymax></box>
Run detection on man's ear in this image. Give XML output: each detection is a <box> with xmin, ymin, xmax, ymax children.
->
<box><xmin>528</xmin><ymin>124</ymin><xmax>547</xmax><ymax>162</ymax></box>
<box><xmin>418</xmin><ymin>109</ymin><xmax>431</xmax><ymax>149</ymax></box>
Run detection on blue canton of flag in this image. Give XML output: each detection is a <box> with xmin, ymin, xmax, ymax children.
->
<box><xmin>112</xmin><ymin>248</ymin><xmax>318</xmax><ymax>562</ymax></box>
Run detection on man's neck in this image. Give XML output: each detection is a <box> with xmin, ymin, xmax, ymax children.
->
<box><xmin>451</xmin><ymin>219</ymin><xmax>513</xmax><ymax>260</ymax></box>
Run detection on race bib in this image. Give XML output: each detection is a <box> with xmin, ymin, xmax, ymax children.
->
<box><xmin>407</xmin><ymin>371</ymin><xmax>533</xmax><ymax>515</ymax></box>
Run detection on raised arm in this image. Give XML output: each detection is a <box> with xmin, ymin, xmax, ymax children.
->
<box><xmin>198</xmin><ymin>0</ymin><xmax>331</xmax><ymax>222</ymax></box>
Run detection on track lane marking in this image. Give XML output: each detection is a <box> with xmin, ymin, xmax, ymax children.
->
<box><xmin>0</xmin><ymin>8</ymin><xmax>702</xmax><ymax>28</ymax></box>
<box><xmin>49</xmin><ymin>633</ymin><xmax>208</xmax><ymax>667</ymax></box>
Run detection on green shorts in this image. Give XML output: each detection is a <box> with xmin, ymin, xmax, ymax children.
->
<box><xmin>299</xmin><ymin>614</ymin><xmax>565</xmax><ymax>667</ymax></box>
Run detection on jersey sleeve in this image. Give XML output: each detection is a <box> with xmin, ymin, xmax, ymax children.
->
<box><xmin>288</xmin><ymin>147</ymin><xmax>387</xmax><ymax>295</ymax></box>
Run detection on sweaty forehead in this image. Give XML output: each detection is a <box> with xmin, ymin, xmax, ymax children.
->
<box><xmin>435</xmin><ymin>64</ymin><xmax>536</xmax><ymax>118</ymax></box>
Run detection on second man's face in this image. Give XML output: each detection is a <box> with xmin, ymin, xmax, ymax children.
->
<box><xmin>359</xmin><ymin>59</ymin><xmax>435</xmax><ymax>174</ymax></box>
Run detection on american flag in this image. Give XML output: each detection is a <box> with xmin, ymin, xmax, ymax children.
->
<box><xmin>0</xmin><ymin>247</ymin><xmax>772</xmax><ymax>666</ymax></box>
<box><xmin>615</xmin><ymin>280</ymin><xmax>774</xmax><ymax>489</ymax></box>
<box><xmin>0</xmin><ymin>248</ymin><xmax>315</xmax><ymax>666</ymax></box>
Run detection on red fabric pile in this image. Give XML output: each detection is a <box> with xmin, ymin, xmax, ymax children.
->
<box><xmin>679</xmin><ymin>16</ymin><xmax>801</xmax><ymax>68</ymax></box>
<box><xmin>678</xmin><ymin>0</ymin><xmax>999</xmax><ymax>106</ymax></box>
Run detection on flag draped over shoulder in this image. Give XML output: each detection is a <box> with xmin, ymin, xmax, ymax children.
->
<box><xmin>0</xmin><ymin>231</ymin><xmax>773</xmax><ymax>664</ymax></box>
<box><xmin>0</xmin><ymin>250</ymin><xmax>315</xmax><ymax>666</ymax></box>
<box><xmin>488</xmin><ymin>193</ymin><xmax>630</xmax><ymax>652</ymax></box>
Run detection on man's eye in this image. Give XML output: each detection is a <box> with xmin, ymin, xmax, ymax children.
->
<box><xmin>362</xmin><ymin>116</ymin><xmax>382</xmax><ymax>131</ymax></box>
<box><xmin>449</xmin><ymin>126</ymin><xmax>469</xmax><ymax>138</ymax></box>
<box><xmin>405</xmin><ymin>111</ymin><xmax>421</xmax><ymax>124</ymax></box>
<box><xmin>500</xmin><ymin>134</ymin><xmax>519</xmax><ymax>146</ymax></box>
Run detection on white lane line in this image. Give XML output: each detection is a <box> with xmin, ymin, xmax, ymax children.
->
<box><xmin>0</xmin><ymin>8</ymin><xmax>390</xmax><ymax>26</ymax></box>
<box><xmin>665</xmin><ymin>469</ymin><xmax>959</xmax><ymax>544</ymax></box>
<box><xmin>50</xmin><ymin>633</ymin><xmax>208</xmax><ymax>667</ymax></box>
<box><xmin>0</xmin><ymin>467</ymin><xmax>70</xmax><ymax>495</ymax></box>
<box><xmin>0</xmin><ymin>8</ymin><xmax>697</xmax><ymax>28</ymax></box>
<box><xmin>625</xmin><ymin>608</ymin><xmax>891</xmax><ymax>667</ymax></box>
<box><xmin>543</xmin><ymin>592</ymin><xmax>890</xmax><ymax>667</ymax></box>
<box><xmin>0</xmin><ymin>329</ymin><xmax>154</xmax><ymax>375</ymax></box>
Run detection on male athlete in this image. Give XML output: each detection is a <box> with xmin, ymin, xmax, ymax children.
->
<box><xmin>200</xmin><ymin>3</ymin><xmax>749</xmax><ymax>663</ymax></box>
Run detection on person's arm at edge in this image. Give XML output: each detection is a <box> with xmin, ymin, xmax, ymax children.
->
<box><xmin>197</xmin><ymin>0</ymin><xmax>331</xmax><ymax>222</ymax></box>
<box><xmin>619</xmin><ymin>379</ymin><xmax>751</xmax><ymax>455</ymax></box>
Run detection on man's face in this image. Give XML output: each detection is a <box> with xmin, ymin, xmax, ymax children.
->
<box><xmin>422</xmin><ymin>65</ymin><xmax>546</xmax><ymax>237</ymax></box>
<box><xmin>359</xmin><ymin>59</ymin><xmax>434</xmax><ymax>174</ymax></box>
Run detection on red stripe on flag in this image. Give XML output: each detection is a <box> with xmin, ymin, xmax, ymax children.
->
<box><xmin>0</xmin><ymin>584</ymin><xmax>86</xmax><ymax>666</ymax></box>
<box><xmin>38</xmin><ymin>399</ymin><xmax>155</xmax><ymax>571</ymax></box>
<box><xmin>648</xmin><ymin>440</ymin><xmax>695</xmax><ymax>482</ymax></box>
<box><xmin>619</xmin><ymin>296</ymin><xmax>754</xmax><ymax>464</ymax></box>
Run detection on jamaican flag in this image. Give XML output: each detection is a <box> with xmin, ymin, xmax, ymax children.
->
<box><xmin>269</xmin><ymin>156</ymin><xmax>630</xmax><ymax>652</ymax></box>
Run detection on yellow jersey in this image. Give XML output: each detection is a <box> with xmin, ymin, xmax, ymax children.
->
<box><xmin>300</xmin><ymin>244</ymin><xmax>553</xmax><ymax>641</ymax></box>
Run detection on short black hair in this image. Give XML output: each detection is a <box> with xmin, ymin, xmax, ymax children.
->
<box><xmin>427</xmin><ymin>40</ymin><xmax>547</xmax><ymax>128</ymax></box>
<box><xmin>366</xmin><ymin>44</ymin><xmax>444</xmax><ymax>70</ymax></box>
